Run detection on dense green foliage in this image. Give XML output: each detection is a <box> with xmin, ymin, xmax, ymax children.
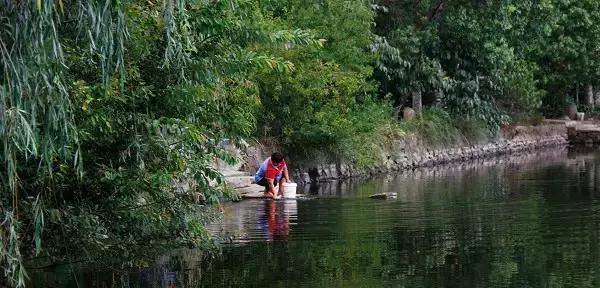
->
<box><xmin>1</xmin><ymin>0</ymin><xmax>600</xmax><ymax>286</ymax></box>
<box><xmin>255</xmin><ymin>0</ymin><xmax>400</xmax><ymax>166</ymax></box>
<box><xmin>373</xmin><ymin>0</ymin><xmax>600</xmax><ymax>128</ymax></box>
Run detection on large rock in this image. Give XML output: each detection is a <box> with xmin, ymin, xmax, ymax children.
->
<box><xmin>307</xmin><ymin>167</ymin><xmax>320</xmax><ymax>182</ymax></box>
<box><xmin>402</xmin><ymin>107</ymin><xmax>416</xmax><ymax>121</ymax></box>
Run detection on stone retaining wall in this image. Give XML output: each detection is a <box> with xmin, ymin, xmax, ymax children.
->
<box><xmin>567</xmin><ymin>126</ymin><xmax>600</xmax><ymax>144</ymax></box>
<box><xmin>290</xmin><ymin>124</ymin><xmax>568</xmax><ymax>184</ymax></box>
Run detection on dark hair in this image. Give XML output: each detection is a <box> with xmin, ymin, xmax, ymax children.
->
<box><xmin>271</xmin><ymin>152</ymin><xmax>284</xmax><ymax>163</ymax></box>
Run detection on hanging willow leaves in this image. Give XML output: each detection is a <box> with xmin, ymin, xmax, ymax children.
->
<box><xmin>0</xmin><ymin>0</ymin><xmax>319</xmax><ymax>286</ymax></box>
<box><xmin>0</xmin><ymin>0</ymin><xmax>76</xmax><ymax>285</ymax></box>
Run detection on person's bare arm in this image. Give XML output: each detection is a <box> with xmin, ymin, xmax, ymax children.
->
<box><xmin>283</xmin><ymin>166</ymin><xmax>290</xmax><ymax>182</ymax></box>
<box><xmin>277</xmin><ymin>168</ymin><xmax>289</xmax><ymax>197</ymax></box>
<box><xmin>267</xmin><ymin>178</ymin><xmax>276</xmax><ymax>196</ymax></box>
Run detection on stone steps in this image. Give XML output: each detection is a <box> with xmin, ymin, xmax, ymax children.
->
<box><xmin>221</xmin><ymin>169</ymin><xmax>254</xmax><ymax>189</ymax></box>
<box><xmin>218</xmin><ymin>169</ymin><xmax>266</xmax><ymax>198</ymax></box>
<box><xmin>575</xmin><ymin>125</ymin><xmax>600</xmax><ymax>132</ymax></box>
<box><xmin>241</xmin><ymin>192</ymin><xmax>270</xmax><ymax>199</ymax></box>
<box><xmin>237</xmin><ymin>185</ymin><xmax>265</xmax><ymax>195</ymax></box>
<box><xmin>223</xmin><ymin>175</ymin><xmax>254</xmax><ymax>189</ymax></box>
<box><xmin>221</xmin><ymin>170</ymin><xmax>249</xmax><ymax>177</ymax></box>
<box><xmin>578</xmin><ymin>128</ymin><xmax>600</xmax><ymax>132</ymax></box>
<box><xmin>567</xmin><ymin>121</ymin><xmax>600</xmax><ymax>143</ymax></box>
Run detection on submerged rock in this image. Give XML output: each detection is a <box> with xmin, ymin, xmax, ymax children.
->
<box><xmin>369</xmin><ymin>192</ymin><xmax>397</xmax><ymax>199</ymax></box>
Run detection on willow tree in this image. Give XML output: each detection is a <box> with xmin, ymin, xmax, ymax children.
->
<box><xmin>1</xmin><ymin>1</ymin><xmax>81</xmax><ymax>285</ymax></box>
<box><xmin>0</xmin><ymin>1</ymin><xmax>318</xmax><ymax>286</ymax></box>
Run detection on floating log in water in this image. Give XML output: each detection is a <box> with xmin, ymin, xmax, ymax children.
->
<box><xmin>369</xmin><ymin>192</ymin><xmax>397</xmax><ymax>199</ymax></box>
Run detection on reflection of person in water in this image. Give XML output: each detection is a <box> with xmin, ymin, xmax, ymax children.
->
<box><xmin>261</xmin><ymin>201</ymin><xmax>289</xmax><ymax>241</ymax></box>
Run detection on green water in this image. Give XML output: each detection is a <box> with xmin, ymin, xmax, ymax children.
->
<box><xmin>32</xmin><ymin>148</ymin><xmax>600</xmax><ymax>287</ymax></box>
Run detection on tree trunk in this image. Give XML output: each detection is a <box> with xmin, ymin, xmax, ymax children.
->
<box><xmin>412</xmin><ymin>90</ymin><xmax>422</xmax><ymax>116</ymax></box>
<box><xmin>576</xmin><ymin>82</ymin><xmax>579</xmax><ymax>106</ymax></box>
<box><xmin>595</xmin><ymin>86</ymin><xmax>600</xmax><ymax>106</ymax></box>
<box><xmin>584</xmin><ymin>84</ymin><xmax>594</xmax><ymax>109</ymax></box>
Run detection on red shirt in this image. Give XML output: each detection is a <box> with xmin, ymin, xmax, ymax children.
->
<box><xmin>265</xmin><ymin>158</ymin><xmax>286</xmax><ymax>180</ymax></box>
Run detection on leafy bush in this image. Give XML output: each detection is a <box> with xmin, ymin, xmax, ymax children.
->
<box><xmin>285</xmin><ymin>99</ymin><xmax>403</xmax><ymax>168</ymax></box>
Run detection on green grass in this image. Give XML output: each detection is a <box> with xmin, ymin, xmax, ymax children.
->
<box><xmin>398</xmin><ymin>107</ymin><xmax>491</xmax><ymax>147</ymax></box>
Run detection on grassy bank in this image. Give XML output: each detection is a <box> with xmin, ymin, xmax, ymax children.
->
<box><xmin>275</xmin><ymin>105</ymin><xmax>495</xmax><ymax>170</ymax></box>
<box><xmin>398</xmin><ymin>108</ymin><xmax>492</xmax><ymax>148</ymax></box>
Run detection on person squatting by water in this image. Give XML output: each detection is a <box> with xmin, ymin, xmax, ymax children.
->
<box><xmin>254</xmin><ymin>152</ymin><xmax>290</xmax><ymax>199</ymax></box>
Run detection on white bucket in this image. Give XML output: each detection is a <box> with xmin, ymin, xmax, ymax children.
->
<box><xmin>282</xmin><ymin>182</ymin><xmax>298</xmax><ymax>199</ymax></box>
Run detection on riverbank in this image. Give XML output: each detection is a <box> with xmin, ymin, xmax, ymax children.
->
<box><xmin>224</xmin><ymin>123</ymin><xmax>568</xmax><ymax>190</ymax></box>
<box><xmin>293</xmin><ymin>123</ymin><xmax>568</xmax><ymax>183</ymax></box>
